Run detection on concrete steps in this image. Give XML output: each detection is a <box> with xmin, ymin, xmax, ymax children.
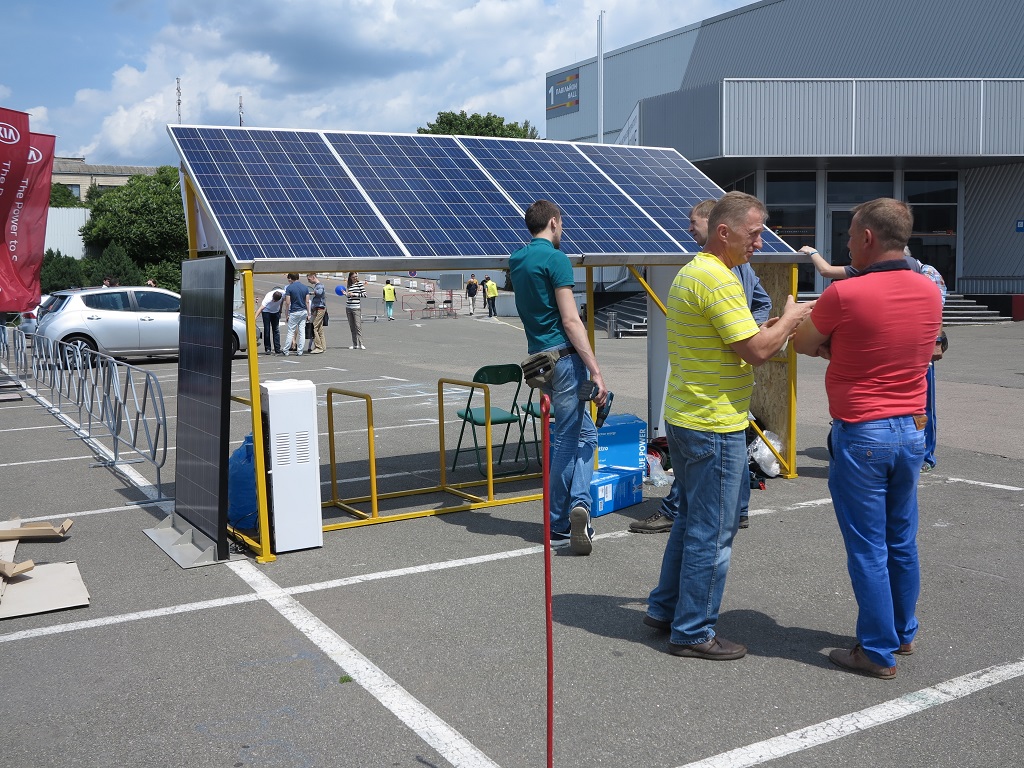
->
<box><xmin>797</xmin><ymin>291</ymin><xmax>1010</xmax><ymax>326</ymax></box>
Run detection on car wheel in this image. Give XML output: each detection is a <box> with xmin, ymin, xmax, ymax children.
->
<box><xmin>61</xmin><ymin>335</ymin><xmax>97</xmax><ymax>368</ymax></box>
<box><xmin>231</xmin><ymin>334</ymin><xmax>240</xmax><ymax>357</ymax></box>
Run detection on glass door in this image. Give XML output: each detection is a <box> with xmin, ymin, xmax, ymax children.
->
<box><xmin>822</xmin><ymin>208</ymin><xmax>854</xmax><ymax>291</ymax></box>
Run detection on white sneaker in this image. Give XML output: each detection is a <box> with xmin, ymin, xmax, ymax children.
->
<box><xmin>349</xmin><ymin>345</ymin><xmax>356</xmax><ymax>349</ymax></box>
<box><xmin>359</xmin><ymin>344</ymin><xmax>366</xmax><ymax>349</ymax></box>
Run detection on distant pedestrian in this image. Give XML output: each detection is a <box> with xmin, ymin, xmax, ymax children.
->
<box><xmin>145</xmin><ymin>278</ymin><xmax>158</xmax><ymax>288</ymax></box>
<box><xmin>282</xmin><ymin>273</ymin><xmax>310</xmax><ymax>356</ymax></box>
<box><xmin>345</xmin><ymin>271</ymin><xmax>367</xmax><ymax>349</ymax></box>
<box><xmin>484</xmin><ymin>275</ymin><xmax>498</xmax><ymax>317</ymax></box>
<box><xmin>306</xmin><ymin>273</ymin><xmax>327</xmax><ymax>353</ymax></box>
<box><xmin>383</xmin><ymin>279</ymin><xmax>397</xmax><ymax>320</ymax></box>
<box><xmin>102</xmin><ymin>276</ymin><xmax>112</xmax><ymax>288</ymax></box>
<box><xmin>255</xmin><ymin>285</ymin><xmax>285</xmax><ymax>354</ymax></box>
<box><xmin>465</xmin><ymin>273</ymin><xmax>479</xmax><ymax>315</ymax></box>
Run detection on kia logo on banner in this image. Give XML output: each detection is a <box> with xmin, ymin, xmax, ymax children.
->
<box><xmin>0</xmin><ymin>122</ymin><xmax>20</xmax><ymax>144</ymax></box>
<box><xmin>27</xmin><ymin>146</ymin><xmax>42</xmax><ymax>163</ymax></box>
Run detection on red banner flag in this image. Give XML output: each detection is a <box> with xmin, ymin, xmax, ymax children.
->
<box><xmin>0</xmin><ymin>107</ymin><xmax>31</xmax><ymax>312</ymax></box>
<box><xmin>5</xmin><ymin>133</ymin><xmax>56</xmax><ymax>310</ymax></box>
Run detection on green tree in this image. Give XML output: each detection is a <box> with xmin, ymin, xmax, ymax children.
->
<box><xmin>418</xmin><ymin>110</ymin><xmax>540</xmax><ymax>139</ymax></box>
<box><xmin>81</xmin><ymin>242</ymin><xmax>145</xmax><ymax>287</ymax></box>
<box><xmin>80</xmin><ymin>166</ymin><xmax>187</xmax><ymax>266</ymax></box>
<box><xmin>143</xmin><ymin>260</ymin><xmax>183</xmax><ymax>294</ymax></box>
<box><xmin>39</xmin><ymin>249</ymin><xmax>86</xmax><ymax>293</ymax></box>
<box><xmin>49</xmin><ymin>183</ymin><xmax>83</xmax><ymax>208</ymax></box>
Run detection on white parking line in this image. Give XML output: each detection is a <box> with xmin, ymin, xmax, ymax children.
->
<box><xmin>676</xmin><ymin>657</ymin><xmax>1024</xmax><ymax>768</ymax></box>
<box><xmin>945</xmin><ymin>477</ymin><xmax>1022</xmax><ymax>491</ymax></box>
<box><xmin>230</xmin><ymin>560</ymin><xmax>501</xmax><ymax>768</ymax></box>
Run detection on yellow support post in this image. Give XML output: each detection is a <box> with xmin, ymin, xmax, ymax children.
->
<box><xmin>181</xmin><ymin>171</ymin><xmax>199</xmax><ymax>261</ymax></box>
<box><xmin>783</xmin><ymin>262</ymin><xmax>800</xmax><ymax>479</ymax></box>
<box><xmin>241</xmin><ymin>270</ymin><xmax>275</xmax><ymax>562</ymax></box>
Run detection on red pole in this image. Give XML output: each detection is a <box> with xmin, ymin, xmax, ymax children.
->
<box><xmin>541</xmin><ymin>393</ymin><xmax>554</xmax><ymax>768</ymax></box>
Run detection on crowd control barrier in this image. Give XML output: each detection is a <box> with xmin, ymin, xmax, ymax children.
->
<box><xmin>2</xmin><ymin>332</ymin><xmax>172</xmax><ymax>502</ymax></box>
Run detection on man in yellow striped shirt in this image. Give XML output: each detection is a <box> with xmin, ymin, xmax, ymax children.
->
<box><xmin>645</xmin><ymin>191</ymin><xmax>813</xmax><ymax>660</ymax></box>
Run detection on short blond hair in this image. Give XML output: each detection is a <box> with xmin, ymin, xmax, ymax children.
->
<box><xmin>707</xmin><ymin>191</ymin><xmax>767</xmax><ymax>233</ymax></box>
<box><xmin>690</xmin><ymin>199</ymin><xmax>716</xmax><ymax>220</ymax></box>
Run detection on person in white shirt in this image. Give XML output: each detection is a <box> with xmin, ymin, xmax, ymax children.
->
<box><xmin>254</xmin><ymin>286</ymin><xmax>285</xmax><ymax>355</ymax></box>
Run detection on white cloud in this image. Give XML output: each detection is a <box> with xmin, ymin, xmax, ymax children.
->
<box><xmin>44</xmin><ymin>0</ymin><xmax>748</xmax><ymax>164</ymax></box>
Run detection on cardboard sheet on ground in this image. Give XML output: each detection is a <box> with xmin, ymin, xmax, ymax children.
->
<box><xmin>0</xmin><ymin>562</ymin><xmax>90</xmax><ymax>619</ymax></box>
<box><xmin>0</xmin><ymin>519</ymin><xmax>73</xmax><ymax>541</ymax></box>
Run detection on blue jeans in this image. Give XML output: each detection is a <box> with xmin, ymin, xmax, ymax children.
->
<box><xmin>540</xmin><ymin>350</ymin><xmax>597</xmax><ymax>535</ymax></box>
<box><xmin>924</xmin><ymin>363</ymin><xmax>937</xmax><ymax>468</ymax></box>
<box><xmin>284</xmin><ymin>309</ymin><xmax>307</xmax><ymax>354</ymax></box>
<box><xmin>647</xmin><ymin>424</ymin><xmax>746</xmax><ymax>645</ymax></box>
<box><xmin>385</xmin><ymin>301</ymin><xmax>394</xmax><ymax>319</ymax></box>
<box><xmin>659</xmin><ymin>459</ymin><xmax>750</xmax><ymax>519</ymax></box>
<box><xmin>261</xmin><ymin>310</ymin><xmax>281</xmax><ymax>352</ymax></box>
<box><xmin>829</xmin><ymin>416</ymin><xmax>925</xmax><ymax>667</ymax></box>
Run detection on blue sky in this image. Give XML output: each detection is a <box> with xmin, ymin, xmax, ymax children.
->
<box><xmin>2</xmin><ymin>0</ymin><xmax>749</xmax><ymax>167</ymax></box>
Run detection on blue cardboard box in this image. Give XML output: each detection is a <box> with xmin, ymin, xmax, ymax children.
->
<box><xmin>597</xmin><ymin>413</ymin><xmax>647</xmax><ymax>473</ymax></box>
<box><xmin>589</xmin><ymin>465</ymin><xmax>645</xmax><ymax>517</ymax></box>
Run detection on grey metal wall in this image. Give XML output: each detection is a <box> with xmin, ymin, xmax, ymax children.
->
<box><xmin>43</xmin><ymin>207</ymin><xmax>89</xmax><ymax>259</ymax></box>
<box><xmin>961</xmin><ymin>164</ymin><xmax>1024</xmax><ymax>293</ymax></box>
<box><xmin>722</xmin><ymin>80</ymin><xmax>854</xmax><ymax>156</ymax></box>
<box><xmin>640</xmin><ymin>84</ymin><xmax>721</xmax><ymax>161</ymax></box>
<box><xmin>719</xmin><ymin>79</ymin><xmax>1024</xmax><ymax>158</ymax></box>
<box><xmin>983</xmin><ymin>81</ymin><xmax>1024</xmax><ymax>154</ymax></box>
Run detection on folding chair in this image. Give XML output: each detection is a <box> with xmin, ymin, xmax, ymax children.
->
<box><xmin>421</xmin><ymin>299</ymin><xmax>437</xmax><ymax>319</ymax></box>
<box><xmin>451</xmin><ymin>364</ymin><xmax>530</xmax><ymax>476</ymax></box>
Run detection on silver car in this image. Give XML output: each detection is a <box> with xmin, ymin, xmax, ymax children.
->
<box><xmin>36</xmin><ymin>286</ymin><xmax>259</xmax><ymax>358</ymax></box>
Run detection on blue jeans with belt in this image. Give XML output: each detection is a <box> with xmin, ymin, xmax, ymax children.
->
<box><xmin>647</xmin><ymin>424</ymin><xmax>746</xmax><ymax>646</ymax></box>
<box><xmin>539</xmin><ymin>349</ymin><xmax>597</xmax><ymax>535</ymax></box>
<box><xmin>829</xmin><ymin>416</ymin><xmax>925</xmax><ymax>667</ymax></box>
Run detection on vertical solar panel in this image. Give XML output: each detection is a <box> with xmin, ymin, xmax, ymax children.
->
<box><xmin>325</xmin><ymin>133</ymin><xmax>529</xmax><ymax>257</ymax></box>
<box><xmin>457</xmin><ymin>137</ymin><xmax>681</xmax><ymax>255</ymax></box>
<box><xmin>579</xmin><ymin>144</ymin><xmax>794</xmax><ymax>254</ymax></box>
<box><xmin>170</xmin><ymin>126</ymin><xmax>405</xmax><ymax>261</ymax></box>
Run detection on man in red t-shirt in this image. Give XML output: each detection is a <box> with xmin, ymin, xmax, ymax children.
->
<box><xmin>795</xmin><ymin>198</ymin><xmax>941</xmax><ymax>680</ymax></box>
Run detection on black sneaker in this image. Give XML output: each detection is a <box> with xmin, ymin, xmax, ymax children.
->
<box><xmin>738</xmin><ymin>515</ymin><xmax>749</xmax><ymax>529</ymax></box>
<box><xmin>629</xmin><ymin>511</ymin><xmax>674</xmax><ymax>534</ymax></box>
<box><xmin>569</xmin><ymin>506</ymin><xmax>593</xmax><ymax>555</ymax></box>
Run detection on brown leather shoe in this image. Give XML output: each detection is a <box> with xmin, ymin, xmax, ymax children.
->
<box><xmin>669</xmin><ymin>635</ymin><xmax>747</xmax><ymax>660</ymax></box>
<box><xmin>829</xmin><ymin>644</ymin><xmax>896</xmax><ymax>679</ymax></box>
<box><xmin>895</xmin><ymin>641</ymin><xmax>915</xmax><ymax>656</ymax></box>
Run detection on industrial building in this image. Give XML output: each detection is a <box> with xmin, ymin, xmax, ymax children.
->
<box><xmin>546</xmin><ymin>0</ymin><xmax>1024</xmax><ymax>310</ymax></box>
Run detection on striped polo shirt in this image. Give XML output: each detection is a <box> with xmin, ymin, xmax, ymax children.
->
<box><xmin>665</xmin><ymin>253</ymin><xmax>760</xmax><ymax>433</ymax></box>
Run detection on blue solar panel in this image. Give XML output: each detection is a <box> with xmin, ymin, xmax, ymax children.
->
<box><xmin>579</xmin><ymin>144</ymin><xmax>793</xmax><ymax>254</ymax></box>
<box><xmin>170</xmin><ymin>127</ymin><xmax>404</xmax><ymax>261</ymax></box>
<box><xmin>457</xmin><ymin>137</ymin><xmax>681</xmax><ymax>255</ymax></box>
<box><xmin>325</xmin><ymin>133</ymin><xmax>528</xmax><ymax>258</ymax></box>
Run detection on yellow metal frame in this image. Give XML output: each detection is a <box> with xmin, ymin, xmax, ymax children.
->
<box><xmin>320</xmin><ymin>382</ymin><xmax>542</xmax><ymax>529</ymax></box>
<box><xmin>627</xmin><ymin>261</ymin><xmax>800</xmax><ymax>479</ymax></box>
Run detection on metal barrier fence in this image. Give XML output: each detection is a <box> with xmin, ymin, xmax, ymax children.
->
<box><xmin>0</xmin><ymin>329</ymin><xmax>171</xmax><ymax>502</ymax></box>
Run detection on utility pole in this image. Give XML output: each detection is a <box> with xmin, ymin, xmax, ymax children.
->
<box><xmin>176</xmin><ymin>77</ymin><xmax>182</xmax><ymax>124</ymax></box>
<box><xmin>596</xmin><ymin>11</ymin><xmax>605</xmax><ymax>144</ymax></box>
<box><xmin>239</xmin><ymin>94</ymin><xmax>244</xmax><ymax>127</ymax></box>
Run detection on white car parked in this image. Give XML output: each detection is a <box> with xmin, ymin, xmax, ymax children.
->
<box><xmin>36</xmin><ymin>286</ymin><xmax>259</xmax><ymax>358</ymax></box>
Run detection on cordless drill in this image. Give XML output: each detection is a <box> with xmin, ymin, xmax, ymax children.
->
<box><xmin>578</xmin><ymin>382</ymin><xmax>614</xmax><ymax>428</ymax></box>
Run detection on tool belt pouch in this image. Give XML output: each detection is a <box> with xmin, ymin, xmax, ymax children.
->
<box><xmin>521</xmin><ymin>349</ymin><xmax>561</xmax><ymax>389</ymax></box>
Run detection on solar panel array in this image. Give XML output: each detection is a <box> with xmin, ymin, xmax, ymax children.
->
<box><xmin>169</xmin><ymin>126</ymin><xmax>796</xmax><ymax>265</ymax></box>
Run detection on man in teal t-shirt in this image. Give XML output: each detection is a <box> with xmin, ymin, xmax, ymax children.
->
<box><xmin>509</xmin><ymin>200</ymin><xmax>607</xmax><ymax>556</ymax></box>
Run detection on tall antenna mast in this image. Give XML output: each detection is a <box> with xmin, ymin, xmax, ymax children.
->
<box><xmin>239</xmin><ymin>94</ymin><xmax>244</xmax><ymax>127</ymax></box>
<box><xmin>176</xmin><ymin>77</ymin><xmax>182</xmax><ymax>124</ymax></box>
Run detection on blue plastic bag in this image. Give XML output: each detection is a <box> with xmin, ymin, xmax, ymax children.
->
<box><xmin>227</xmin><ymin>434</ymin><xmax>258</xmax><ymax>529</ymax></box>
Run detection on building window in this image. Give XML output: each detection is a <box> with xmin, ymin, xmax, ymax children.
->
<box><xmin>905</xmin><ymin>171</ymin><xmax>957</xmax><ymax>290</ymax></box>
<box><xmin>826</xmin><ymin>172</ymin><xmax>893</xmax><ymax>204</ymax></box>
<box><xmin>766</xmin><ymin>172</ymin><xmax>816</xmax><ymax>292</ymax></box>
<box><xmin>724</xmin><ymin>173</ymin><xmax>756</xmax><ymax>196</ymax></box>
<box><xmin>67</xmin><ymin>184</ymin><xmax>81</xmax><ymax>199</ymax></box>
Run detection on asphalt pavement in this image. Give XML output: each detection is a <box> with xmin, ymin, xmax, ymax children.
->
<box><xmin>1</xmin><ymin>277</ymin><xmax>1022</xmax><ymax>768</ymax></box>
